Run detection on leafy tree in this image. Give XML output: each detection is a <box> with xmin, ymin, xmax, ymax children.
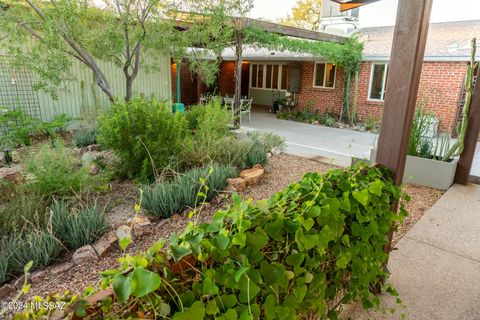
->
<box><xmin>0</xmin><ymin>0</ymin><xmax>232</xmax><ymax>103</ymax></box>
<box><xmin>279</xmin><ymin>0</ymin><xmax>323</xmax><ymax>31</ymax></box>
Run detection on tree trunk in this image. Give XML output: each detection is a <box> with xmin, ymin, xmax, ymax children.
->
<box><xmin>234</xmin><ymin>30</ymin><xmax>243</xmax><ymax>128</ymax></box>
<box><xmin>341</xmin><ymin>72</ymin><xmax>352</xmax><ymax>123</ymax></box>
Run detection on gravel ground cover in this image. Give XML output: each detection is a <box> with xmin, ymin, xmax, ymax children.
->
<box><xmin>2</xmin><ymin>154</ymin><xmax>444</xmax><ymax>307</ymax></box>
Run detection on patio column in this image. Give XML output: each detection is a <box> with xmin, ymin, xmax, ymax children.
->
<box><xmin>375</xmin><ymin>0</ymin><xmax>432</xmax><ymax>250</ymax></box>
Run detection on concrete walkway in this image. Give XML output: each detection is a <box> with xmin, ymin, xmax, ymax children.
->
<box><xmin>242</xmin><ymin>108</ymin><xmax>480</xmax><ymax>176</ymax></box>
<box><xmin>342</xmin><ymin>183</ymin><xmax>480</xmax><ymax>319</ymax></box>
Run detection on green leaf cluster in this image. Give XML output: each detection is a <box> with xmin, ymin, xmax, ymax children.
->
<box><xmin>16</xmin><ymin>164</ymin><xmax>409</xmax><ymax>319</ymax></box>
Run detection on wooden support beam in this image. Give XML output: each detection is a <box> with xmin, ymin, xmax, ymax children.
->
<box><xmin>454</xmin><ymin>68</ymin><xmax>480</xmax><ymax>184</ymax></box>
<box><xmin>376</xmin><ymin>0</ymin><xmax>432</xmax><ymax>186</ymax></box>
<box><xmin>375</xmin><ymin>0</ymin><xmax>432</xmax><ymax>252</ymax></box>
<box><xmin>243</xmin><ymin>18</ymin><xmax>345</xmax><ymax>43</ymax></box>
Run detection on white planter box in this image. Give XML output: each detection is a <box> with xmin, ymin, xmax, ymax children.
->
<box><xmin>370</xmin><ymin>149</ymin><xmax>458</xmax><ymax>190</ymax></box>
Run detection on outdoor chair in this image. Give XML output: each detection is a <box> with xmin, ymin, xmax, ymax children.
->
<box><xmin>240</xmin><ymin>98</ymin><xmax>253</xmax><ymax>123</ymax></box>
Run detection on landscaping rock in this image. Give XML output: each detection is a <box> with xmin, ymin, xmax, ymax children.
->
<box><xmin>224</xmin><ymin>185</ymin><xmax>237</xmax><ymax>192</ymax></box>
<box><xmin>31</xmin><ymin>270</ymin><xmax>49</xmax><ymax>285</ymax></box>
<box><xmin>50</xmin><ymin>262</ymin><xmax>74</xmax><ymax>275</ymax></box>
<box><xmin>227</xmin><ymin>177</ymin><xmax>247</xmax><ymax>192</ymax></box>
<box><xmin>127</xmin><ymin>216</ymin><xmax>152</xmax><ymax>239</ymax></box>
<box><xmin>312</xmin><ymin>120</ymin><xmax>320</xmax><ymax>125</ymax></box>
<box><xmin>72</xmin><ymin>245</ymin><xmax>98</xmax><ymax>265</ymax></box>
<box><xmin>87</xmin><ymin>144</ymin><xmax>102</xmax><ymax>152</ymax></box>
<box><xmin>0</xmin><ymin>165</ymin><xmax>22</xmax><ymax>183</ymax></box>
<box><xmin>240</xmin><ymin>165</ymin><xmax>265</xmax><ymax>186</ymax></box>
<box><xmin>115</xmin><ymin>225</ymin><xmax>132</xmax><ymax>242</ymax></box>
<box><xmin>171</xmin><ymin>214</ymin><xmax>182</xmax><ymax>223</ymax></box>
<box><xmin>82</xmin><ymin>150</ymin><xmax>117</xmax><ymax>170</ymax></box>
<box><xmin>271</xmin><ymin>147</ymin><xmax>282</xmax><ymax>156</ymax></box>
<box><xmin>107</xmin><ymin>204</ymin><xmax>137</xmax><ymax>228</ymax></box>
<box><xmin>93</xmin><ymin>231</ymin><xmax>117</xmax><ymax>257</ymax></box>
<box><xmin>0</xmin><ymin>284</ymin><xmax>15</xmax><ymax>299</ymax></box>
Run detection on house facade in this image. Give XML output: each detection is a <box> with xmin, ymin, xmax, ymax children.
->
<box><xmin>218</xmin><ymin>20</ymin><xmax>479</xmax><ymax>133</ymax></box>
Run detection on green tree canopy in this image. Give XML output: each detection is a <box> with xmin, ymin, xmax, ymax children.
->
<box><xmin>278</xmin><ymin>0</ymin><xmax>323</xmax><ymax>31</ymax></box>
<box><xmin>0</xmin><ymin>0</ymin><xmax>235</xmax><ymax>102</ymax></box>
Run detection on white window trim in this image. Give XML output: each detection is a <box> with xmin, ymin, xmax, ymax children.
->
<box><xmin>312</xmin><ymin>62</ymin><xmax>336</xmax><ymax>89</ymax></box>
<box><xmin>249</xmin><ymin>63</ymin><xmax>288</xmax><ymax>92</ymax></box>
<box><xmin>367</xmin><ymin>62</ymin><xmax>389</xmax><ymax>102</ymax></box>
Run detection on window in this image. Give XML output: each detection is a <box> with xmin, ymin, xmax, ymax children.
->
<box><xmin>313</xmin><ymin>63</ymin><xmax>336</xmax><ymax>88</ymax></box>
<box><xmin>250</xmin><ymin>64</ymin><xmax>288</xmax><ymax>90</ymax></box>
<box><xmin>369</xmin><ymin>63</ymin><xmax>389</xmax><ymax>101</ymax></box>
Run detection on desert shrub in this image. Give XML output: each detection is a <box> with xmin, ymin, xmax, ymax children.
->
<box><xmin>245</xmin><ymin>140</ymin><xmax>269</xmax><ymax>167</ymax></box>
<box><xmin>73</xmin><ymin>128</ymin><xmax>98</xmax><ymax>147</ymax></box>
<box><xmin>140</xmin><ymin>183</ymin><xmax>183</xmax><ymax>219</ymax></box>
<box><xmin>16</xmin><ymin>165</ymin><xmax>409</xmax><ymax>319</ymax></box>
<box><xmin>5</xmin><ymin>230</ymin><xmax>62</xmax><ymax>273</ymax></box>
<box><xmin>0</xmin><ymin>192</ymin><xmax>48</xmax><ymax>238</ymax></box>
<box><xmin>207</xmin><ymin>137</ymin><xmax>253</xmax><ymax>169</ymax></box>
<box><xmin>0</xmin><ymin>108</ymin><xmax>40</xmax><ymax>147</ymax></box>
<box><xmin>51</xmin><ymin>201</ymin><xmax>108</xmax><ymax>250</ymax></box>
<box><xmin>0</xmin><ymin>251</ymin><xmax>7</xmax><ymax>284</ymax></box>
<box><xmin>26</xmin><ymin>141</ymin><xmax>90</xmax><ymax>197</ymax></box>
<box><xmin>193</xmin><ymin>100</ymin><xmax>232</xmax><ymax>148</ymax></box>
<box><xmin>325</xmin><ymin>113</ymin><xmax>337</xmax><ymax>126</ymax></box>
<box><xmin>185</xmin><ymin>105</ymin><xmax>205</xmax><ymax>131</ymax></box>
<box><xmin>98</xmin><ymin>98</ymin><xmax>192</xmax><ymax>181</ymax></box>
<box><xmin>142</xmin><ymin>164</ymin><xmax>237</xmax><ymax>218</ymax></box>
<box><xmin>248</xmin><ymin>131</ymin><xmax>285</xmax><ymax>152</ymax></box>
<box><xmin>39</xmin><ymin>113</ymin><xmax>74</xmax><ymax>138</ymax></box>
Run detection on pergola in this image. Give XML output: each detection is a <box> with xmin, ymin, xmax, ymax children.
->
<box><xmin>334</xmin><ymin>0</ymin><xmax>480</xmax><ymax>252</ymax></box>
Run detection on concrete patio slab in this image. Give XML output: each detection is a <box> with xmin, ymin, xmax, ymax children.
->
<box><xmin>341</xmin><ymin>184</ymin><xmax>480</xmax><ymax>320</ymax></box>
<box><xmin>243</xmin><ymin>108</ymin><xmax>480</xmax><ymax>177</ymax></box>
<box><xmin>406</xmin><ymin>184</ymin><xmax>480</xmax><ymax>261</ymax></box>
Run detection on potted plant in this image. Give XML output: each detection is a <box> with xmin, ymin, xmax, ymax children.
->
<box><xmin>370</xmin><ymin>38</ymin><xmax>477</xmax><ymax>190</ymax></box>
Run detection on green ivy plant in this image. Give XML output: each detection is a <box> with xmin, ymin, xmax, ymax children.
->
<box><xmin>15</xmin><ymin>164</ymin><xmax>409</xmax><ymax>320</ymax></box>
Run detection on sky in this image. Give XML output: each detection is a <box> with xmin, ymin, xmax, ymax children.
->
<box><xmin>250</xmin><ymin>0</ymin><xmax>480</xmax><ymax>27</ymax></box>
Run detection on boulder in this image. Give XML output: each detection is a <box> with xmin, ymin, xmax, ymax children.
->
<box><xmin>50</xmin><ymin>262</ymin><xmax>74</xmax><ymax>275</ymax></box>
<box><xmin>115</xmin><ymin>225</ymin><xmax>132</xmax><ymax>241</ymax></box>
<box><xmin>227</xmin><ymin>178</ymin><xmax>247</xmax><ymax>192</ymax></box>
<box><xmin>127</xmin><ymin>216</ymin><xmax>152</xmax><ymax>239</ymax></box>
<box><xmin>240</xmin><ymin>166</ymin><xmax>265</xmax><ymax>186</ymax></box>
<box><xmin>30</xmin><ymin>270</ymin><xmax>49</xmax><ymax>285</ymax></box>
<box><xmin>82</xmin><ymin>151</ymin><xmax>117</xmax><ymax>170</ymax></box>
<box><xmin>107</xmin><ymin>204</ymin><xmax>137</xmax><ymax>228</ymax></box>
<box><xmin>312</xmin><ymin>120</ymin><xmax>320</xmax><ymax>125</ymax></box>
<box><xmin>0</xmin><ymin>166</ymin><xmax>22</xmax><ymax>183</ymax></box>
<box><xmin>93</xmin><ymin>231</ymin><xmax>117</xmax><ymax>257</ymax></box>
<box><xmin>87</xmin><ymin>144</ymin><xmax>102</xmax><ymax>152</ymax></box>
<box><xmin>72</xmin><ymin>245</ymin><xmax>98</xmax><ymax>265</ymax></box>
<box><xmin>0</xmin><ymin>284</ymin><xmax>15</xmax><ymax>299</ymax></box>
<box><xmin>271</xmin><ymin>147</ymin><xmax>282</xmax><ymax>156</ymax></box>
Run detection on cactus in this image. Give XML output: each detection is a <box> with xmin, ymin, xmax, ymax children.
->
<box><xmin>442</xmin><ymin>38</ymin><xmax>478</xmax><ymax>161</ymax></box>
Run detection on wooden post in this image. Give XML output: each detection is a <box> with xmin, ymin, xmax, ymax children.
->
<box><xmin>454</xmin><ymin>68</ymin><xmax>480</xmax><ymax>184</ymax></box>
<box><xmin>375</xmin><ymin>0</ymin><xmax>433</xmax><ymax>252</ymax></box>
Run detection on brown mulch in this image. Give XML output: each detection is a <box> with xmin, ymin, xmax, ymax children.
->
<box><xmin>3</xmin><ymin>154</ymin><xmax>444</xmax><ymax>304</ymax></box>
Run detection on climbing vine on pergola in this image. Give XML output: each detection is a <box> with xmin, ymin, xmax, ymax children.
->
<box><xmin>240</xmin><ymin>27</ymin><xmax>364</xmax><ymax>124</ymax></box>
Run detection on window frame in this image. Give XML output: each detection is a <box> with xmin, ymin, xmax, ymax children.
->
<box><xmin>368</xmin><ymin>62</ymin><xmax>389</xmax><ymax>101</ymax></box>
<box><xmin>312</xmin><ymin>62</ymin><xmax>336</xmax><ymax>89</ymax></box>
<box><xmin>249</xmin><ymin>63</ymin><xmax>288</xmax><ymax>91</ymax></box>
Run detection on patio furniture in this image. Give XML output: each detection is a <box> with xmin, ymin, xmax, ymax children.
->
<box><xmin>223</xmin><ymin>96</ymin><xmax>235</xmax><ymax>117</ymax></box>
<box><xmin>240</xmin><ymin>98</ymin><xmax>253</xmax><ymax>123</ymax></box>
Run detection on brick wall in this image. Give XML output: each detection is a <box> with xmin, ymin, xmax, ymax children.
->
<box><xmin>296</xmin><ymin>61</ymin><xmax>345</xmax><ymax>115</ymax></box>
<box><xmin>296</xmin><ymin>61</ymin><xmax>467</xmax><ymax>132</ymax></box>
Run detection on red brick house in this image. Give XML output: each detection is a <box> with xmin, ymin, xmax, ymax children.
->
<box><xmin>173</xmin><ymin>20</ymin><xmax>479</xmax><ymax>133</ymax></box>
<box><xmin>218</xmin><ymin>20</ymin><xmax>479</xmax><ymax>132</ymax></box>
